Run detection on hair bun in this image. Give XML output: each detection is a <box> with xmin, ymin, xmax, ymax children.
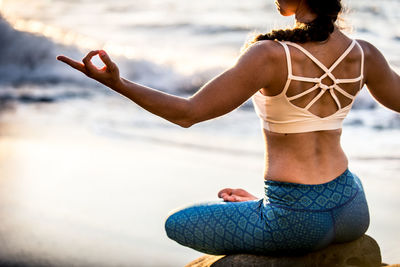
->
<box><xmin>307</xmin><ymin>0</ymin><xmax>342</xmax><ymax>18</ymax></box>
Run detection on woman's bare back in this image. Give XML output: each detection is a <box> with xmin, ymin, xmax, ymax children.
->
<box><xmin>259</xmin><ymin>29</ymin><xmax>362</xmax><ymax>184</ymax></box>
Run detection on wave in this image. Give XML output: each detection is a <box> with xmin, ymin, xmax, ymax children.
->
<box><xmin>0</xmin><ymin>14</ymin><xmax>211</xmax><ymax>96</ymax></box>
<box><xmin>1</xmin><ymin>14</ymin><xmax>398</xmax><ymax>131</ymax></box>
<box><xmin>0</xmin><ymin>15</ymin><xmax>64</xmax><ymax>84</ymax></box>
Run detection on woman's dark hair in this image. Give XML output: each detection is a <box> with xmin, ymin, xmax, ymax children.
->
<box><xmin>245</xmin><ymin>0</ymin><xmax>342</xmax><ymax>48</ymax></box>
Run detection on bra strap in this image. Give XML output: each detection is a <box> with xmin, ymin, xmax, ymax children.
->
<box><xmin>277</xmin><ymin>41</ymin><xmax>293</xmax><ymax>94</ymax></box>
<box><xmin>328</xmin><ymin>40</ymin><xmax>356</xmax><ymax>72</ymax></box>
<box><xmin>354</xmin><ymin>40</ymin><xmax>365</xmax><ymax>90</ymax></box>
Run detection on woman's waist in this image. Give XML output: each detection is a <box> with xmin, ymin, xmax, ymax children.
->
<box><xmin>264</xmin><ymin>155</ymin><xmax>349</xmax><ymax>184</ymax></box>
<box><xmin>263</xmin><ymin>128</ymin><xmax>347</xmax><ymax>184</ymax></box>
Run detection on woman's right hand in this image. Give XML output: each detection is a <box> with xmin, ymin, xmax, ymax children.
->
<box><xmin>57</xmin><ymin>50</ymin><xmax>122</xmax><ymax>89</ymax></box>
<box><xmin>218</xmin><ymin>188</ymin><xmax>258</xmax><ymax>202</ymax></box>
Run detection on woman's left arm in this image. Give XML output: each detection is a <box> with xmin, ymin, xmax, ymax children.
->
<box><xmin>57</xmin><ymin>41</ymin><xmax>276</xmax><ymax>128</ymax></box>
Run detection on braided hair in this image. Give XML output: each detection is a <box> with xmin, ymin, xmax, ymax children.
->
<box><xmin>246</xmin><ymin>0</ymin><xmax>342</xmax><ymax>47</ymax></box>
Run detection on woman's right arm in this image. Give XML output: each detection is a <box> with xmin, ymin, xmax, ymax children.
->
<box><xmin>360</xmin><ymin>40</ymin><xmax>400</xmax><ymax>112</ymax></box>
<box><xmin>57</xmin><ymin>42</ymin><xmax>278</xmax><ymax>128</ymax></box>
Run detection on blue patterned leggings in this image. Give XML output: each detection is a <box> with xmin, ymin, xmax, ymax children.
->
<box><xmin>165</xmin><ymin>169</ymin><xmax>370</xmax><ymax>255</ymax></box>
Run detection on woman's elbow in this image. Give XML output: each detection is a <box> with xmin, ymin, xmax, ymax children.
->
<box><xmin>174</xmin><ymin>100</ymin><xmax>208</xmax><ymax>128</ymax></box>
<box><xmin>173</xmin><ymin>114</ymin><xmax>197</xmax><ymax>128</ymax></box>
<box><xmin>175</xmin><ymin>103</ymin><xmax>198</xmax><ymax>128</ymax></box>
<box><xmin>177</xmin><ymin>120</ymin><xmax>194</xmax><ymax>128</ymax></box>
<box><xmin>176</xmin><ymin>117</ymin><xmax>198</xmax><ymax>128</ymax></box>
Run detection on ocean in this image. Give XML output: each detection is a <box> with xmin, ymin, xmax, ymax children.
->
<box><xmin>0</xmin><ymin>0</ymin><xmax>399</xmax><ymax>266</ymax></box>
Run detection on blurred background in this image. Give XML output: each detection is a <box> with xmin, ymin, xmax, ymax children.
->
<box><xmin>0</xmin><ymin>0</ymin><xmax>399</xmax><ymax>266</ymax></box>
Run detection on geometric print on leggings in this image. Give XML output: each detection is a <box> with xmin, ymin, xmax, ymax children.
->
<box><xmin>165</xmin><ymin>200</ymin><xmax>335</xmax><ymax>255</ymax></box>
<box><xmin>264</xmin><ymin>169</ymin><xmax>360</xmax><ymax>211</ymax></box>
<box><xmin>165</xmin><ymin>169</ymin><xmax>369</xmax><ymax>255</ymax></box>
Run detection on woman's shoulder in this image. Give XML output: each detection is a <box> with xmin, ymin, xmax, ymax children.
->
<box><xmin>237</xmin><ymin>40</ymin><xmax>288</xmax><ymax>91</ymax></box>
<box><xmin>354</xmin><ymin>39</ymin><xmax>382</xmax><ymax>59</ymax></box>
<box><xmin>242</xmin><ymin>40</ymin><xmax>287</xmax><ymax>61</ymax></box>
<box><xmin>354</xmin><ymin>39</ymin><xmax>392</xmax><ymax>74</ymax></box>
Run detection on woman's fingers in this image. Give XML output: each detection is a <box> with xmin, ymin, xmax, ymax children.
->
<box><xmin>57</xmin><ymin>50</ymin><xmax>120</xmax><ymax>88</ymax></box>
<box><xmin>82</xmin><ymin>50</ymin><xmax>100</xmax><ymax>74</ymax></box>
<box><xmin>57</xmin><ymin>55</ymin><xmax>87</xmax><ymax>74</ymax></box>
<box><xmin>58</xmin><ymin>50</ymin><xmax>116</xmax><ymax>75</ymax></box>
<box><xmin>222</xmin><ymin>195</ymin><xmax>241</xmax><ymax>202</ymax></box>
<box><xmin>218</xmin><ymin>188</ymin><xmax>233</xmax><ymax>198</ymax></box>
<box><xmin>218</xmin><ymin>188</ymin><xmax>241</xmax><ymax>201</ymax></box>
<box><xmin>218</xmin><ymin>188</ymin><xmax>257</xmax><ymax>202</ymax></box>
<box><xmin>99</xmin><ymin>50</ymin><xmax>116</xmax><ymax>71</ymax></box>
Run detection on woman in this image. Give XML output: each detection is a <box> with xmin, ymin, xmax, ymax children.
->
<box><xmin>58</xmin><ymin>0</ymin><xmax>400</xmax><ymax>255</ymax></box>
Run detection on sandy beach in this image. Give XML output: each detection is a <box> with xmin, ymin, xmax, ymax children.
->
<box><xmin>0</xmin><ymin>98</ymin><xmax>399</xmax><ymax>266</ymax></box>
<box><xmin>0</xmin><ymin>98</ymin><xmax>265</xmax><ymax>266</ymax></box>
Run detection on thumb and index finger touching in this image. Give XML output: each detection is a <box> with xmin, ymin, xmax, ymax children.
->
<box><xmin>83</xmin><ymin>50</ymin><xmax>116</xmax><ymax>72</ymax></box>
<box><xmin>56</xmin><ymin>49</ymin><xmax>115</xmax><ymax>74</ymax></box>
<box><xmin>82</xmin><ymin>50</ymin><xmax>100</xmax><ymax>74</ymax></box>
<box><xmin>99</xmin><ymin>50</ymin><xmax>116</xmax><ymax>71</ymax></box>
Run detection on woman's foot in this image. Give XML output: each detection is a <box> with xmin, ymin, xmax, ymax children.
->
<box><xmin>218</xmin><ymin>188</ymin><xmax>258</xmax><ymax>202</ymax></box>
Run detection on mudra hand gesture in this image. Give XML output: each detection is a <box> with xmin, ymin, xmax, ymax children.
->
<box><xmin>57</xmin><ymin>50</ymin><xmax>121</xmax><ymax>88</ymax></box>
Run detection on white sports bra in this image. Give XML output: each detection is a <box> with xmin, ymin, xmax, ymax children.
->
<box><xmin>252</xmin><ymin>39</ymin><xmax>364</xmax><ymax>134</ymax></box>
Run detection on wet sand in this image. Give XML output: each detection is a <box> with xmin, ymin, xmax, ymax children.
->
<box><xmin>0</xmin><ymin>101</ymin><xmax>399</xmax><ymax>266</ymax></box>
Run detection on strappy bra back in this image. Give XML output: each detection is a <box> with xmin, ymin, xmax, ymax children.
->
<box><xmin>252</xmin><ymin>39</ymin><xmax>364</xmax><ymax>134</ymax></box>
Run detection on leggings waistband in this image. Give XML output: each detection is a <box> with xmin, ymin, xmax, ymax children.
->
<box><xmin>264</xmin><ymin>169</ymin><xmax>363</xmax><ymax>211</ymax></box>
